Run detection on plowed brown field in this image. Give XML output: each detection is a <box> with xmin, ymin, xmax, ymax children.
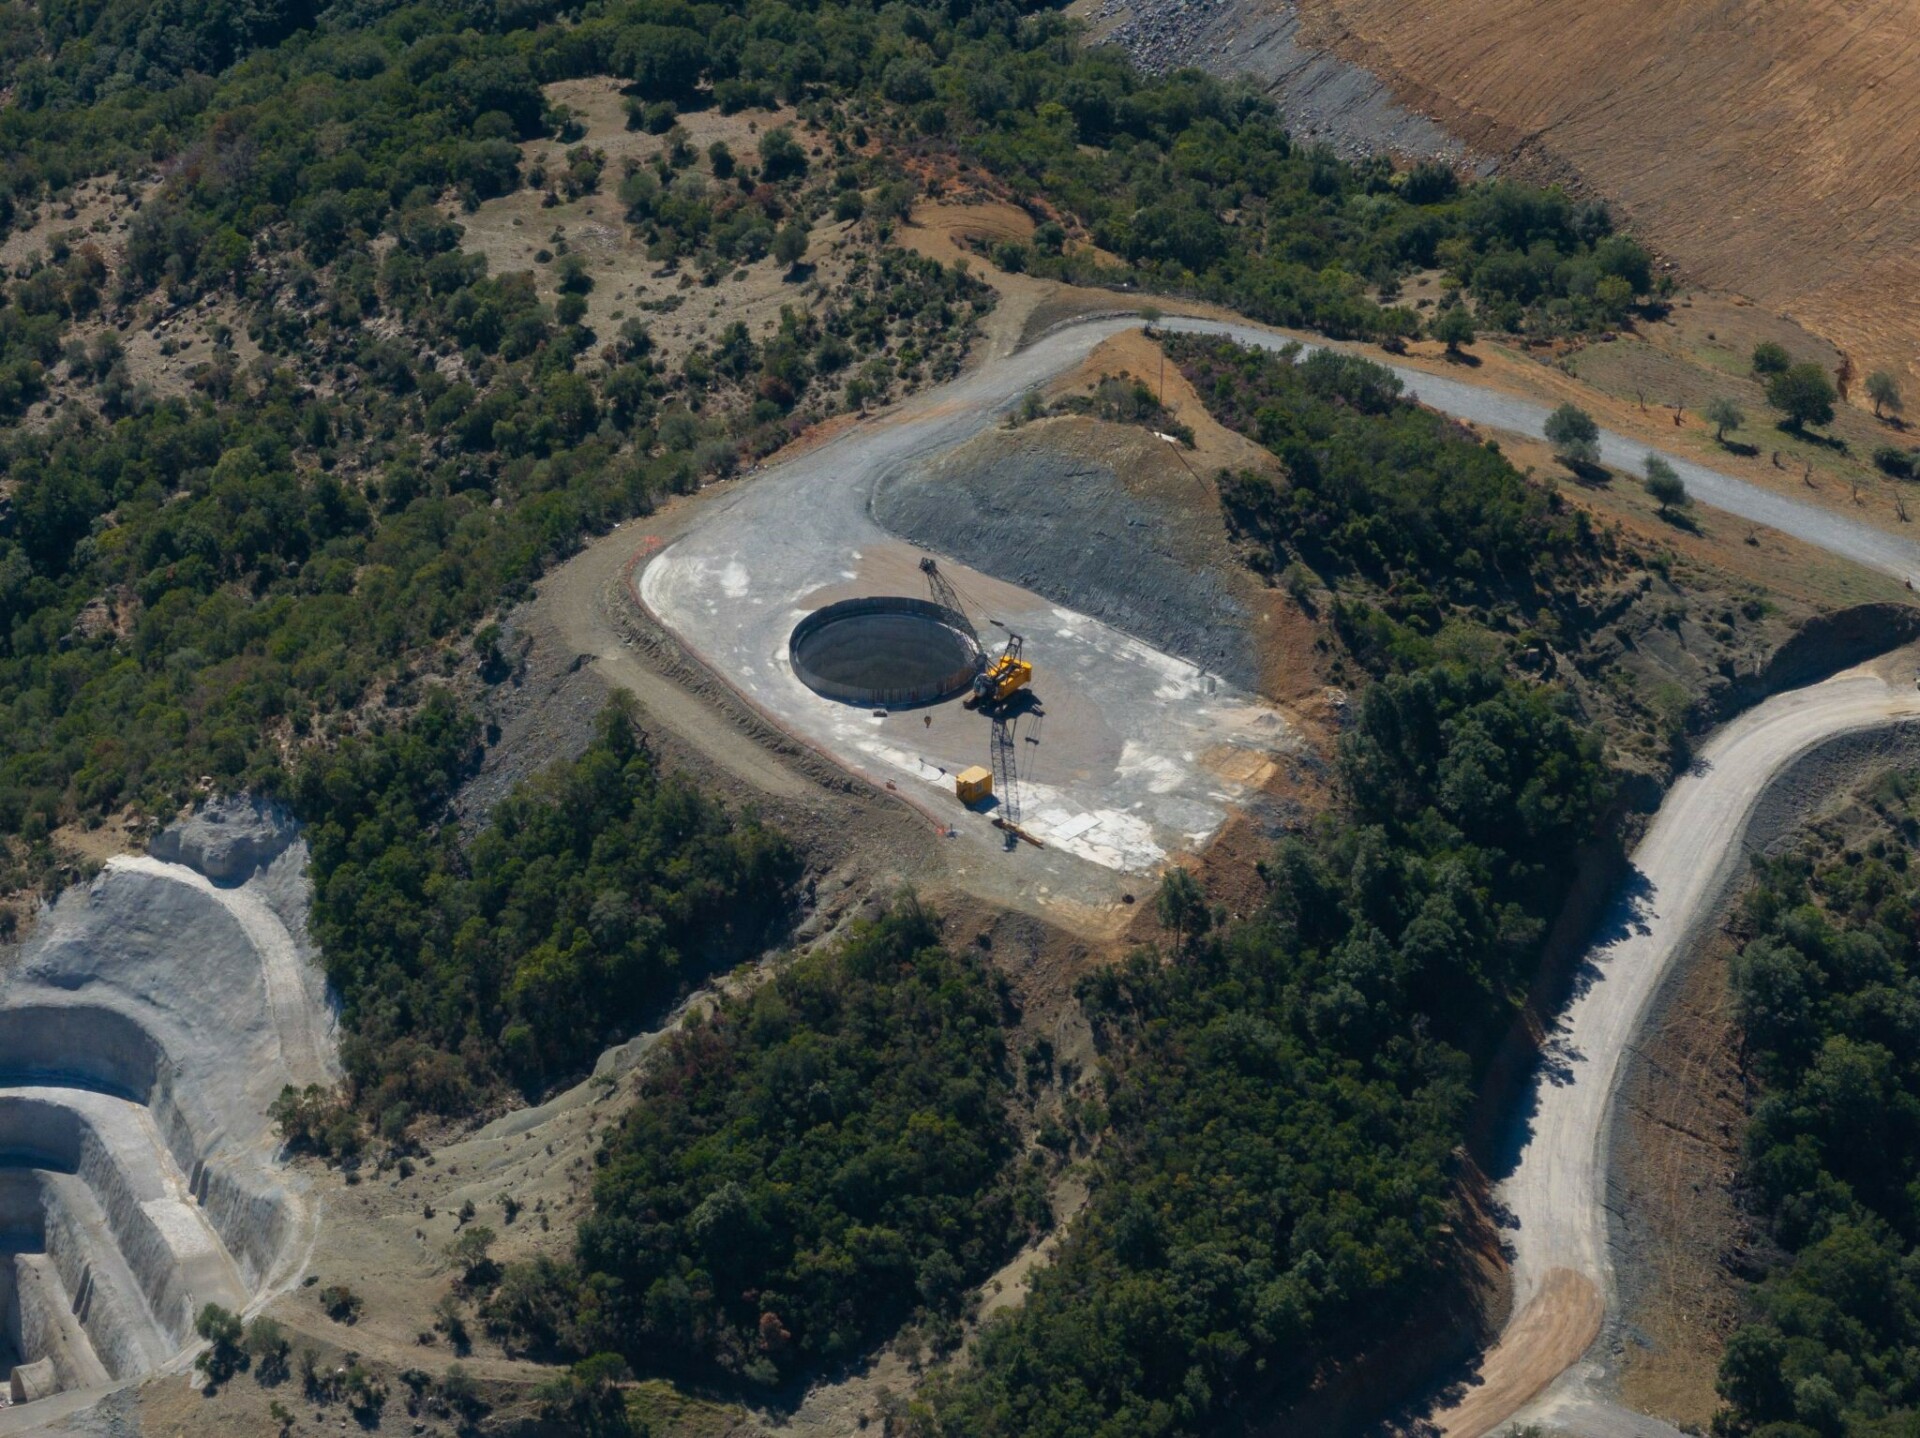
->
<box><xmin>1302</xmin><ymin>0</ymin><xmax>1920</xmax><ymax>398</ymax></box>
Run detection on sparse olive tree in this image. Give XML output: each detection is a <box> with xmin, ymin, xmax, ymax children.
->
<box><xmin>1644</xmin><ymin>454</ymin><xmax>1688</xmax><ymax>517</ymax></box>
<box><xmin>1544</xmin><ymin>402</ymin><xmax>1600</xmax><ymax>468</ymax></box>
<box><xmin>1867</xmin><ymin>369</ymin><xmax>1904</xmax><ymax>421</ymax></box>
<box><xmin>1432</xmin><ymin>304</ymin><xmax>1475</xmax><ymax>355</ymax></box>
<box><xmin>1705</xmin><ymin>395</ymin><xmax>1745</xmax><ymax>444</ymax></box>
<box><xmin>1768</xmin><ymin>363</ymin><xmax>1837</xmax><ymax>431</ymax></box>
<box><xmin>773</xmin><ymin>222</ymin><xmax>808</xmax><ymax>275</ymax></box>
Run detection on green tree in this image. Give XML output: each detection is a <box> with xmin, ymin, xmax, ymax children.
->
<box><xmin>534</xmin><ymin>1354</ymin><xmax>637</xmax><ymax>1436</ymax></box>
<box><xmin>245</xmin><ymin>1315</ymin><xmax>291</xmax><ymax>1383</ymax></box>
<box><xmin>195</xmin><ymin>1303</ymin><xmax>246</xmax><ymax>1385</ymax></box>
<box><xmin>448</xmin><ymin>1225</ymin><xmax>499</xmax><ymax>1287</ymax></box>
<box><xmin>1544</xmin><ymin>401</ymin><xmax>1600</xmax><ymax>467</ymax></box>
<box><xmin>1867</xmin><ymin>369</ymin><xmax>1904</xmax><ymax>420</ymax></box>
<box><xmin>1593</xmin><ymin>274</ymin><xmax>1633</xmax><ymax>325</ymax></box>
<box><xmin>756</xmin><ymin>128</ymin><xmax>807</xmax><ymax>182</ymax></box>
<box><xmin>1643</xmin><ymin>454</ymin><xmax>1688</xmax><ymax>517</ymax></box>
<box><xmin>1752</xmin><ymin>340</ymin><xmax>1792</xmax><ymax>375</ymax></box>
<box><xmin>1705</xmin><ymin>395</ymin><xmax>1744</xmax><ymax>444</ymax></box>
<box><xmin>1431</xmin><ymin>305</ymin><xmax>1475</xmax><ymax>354</ymax></box>
<box><xmin>1768</xmin><ymin>362</ymin><xmax>1837</xmax><ymax>431</ymax></box>
<box><xmin>1156</xmin><ymin>865</ymin><xmax>1210</xmax><ymax>950</ymax></box>
<box><xmin>772</xmin><ymin>223</ymin><xmax>808</xmax><ymax>274</ymax></box>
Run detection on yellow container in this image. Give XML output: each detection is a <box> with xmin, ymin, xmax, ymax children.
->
<box><xmin>955</xmin><ymin>766</ymin><xmax>994</xmax><ymax>805</ymax></box>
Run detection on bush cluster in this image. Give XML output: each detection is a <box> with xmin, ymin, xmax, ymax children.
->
<box><xmin>1718</xmin><ymin>770</ymin><xmax>1920</xmax><ymax>1436</ymax></box>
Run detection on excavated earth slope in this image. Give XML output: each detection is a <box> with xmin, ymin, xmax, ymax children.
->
<box><xmin>0</xmin><ymin>798</ymin><xmax>334</xmax><ymax>1428</ymax></box>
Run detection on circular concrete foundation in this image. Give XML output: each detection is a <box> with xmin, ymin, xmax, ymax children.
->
<box><xmin>790</xmin><ymin>597</ymin><xmax>983</xmax><ymax>708</ymax></box>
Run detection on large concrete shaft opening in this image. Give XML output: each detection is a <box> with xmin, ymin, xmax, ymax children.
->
<box><xmin>790</xmin><ymin>597</ymin><xmax>983</xmax><ymax>708</ymax></box>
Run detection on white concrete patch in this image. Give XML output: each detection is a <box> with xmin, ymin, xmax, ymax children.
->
<box><xmin>1117</xmin><ymin>742</ymin><xmax>1188</xmax><ymax>795</ymax></box>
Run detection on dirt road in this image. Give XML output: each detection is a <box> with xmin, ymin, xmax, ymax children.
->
<box><xmin>1435</xmin><ymin>666</ymin><xmax>1920</xmax><ymax>1436</ymax></box>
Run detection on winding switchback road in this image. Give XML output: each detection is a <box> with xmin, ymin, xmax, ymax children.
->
<box><xmin>1438</xmin><ymin>668</ymin><xmax>1920</xmax><ymax>1436</ymax></box>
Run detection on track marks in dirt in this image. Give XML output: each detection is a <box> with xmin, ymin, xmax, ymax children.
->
<box><xmin>1438</xmin><ymin>1267</ymin><xmax>1606</xmax><ymax>1438</ymax></box>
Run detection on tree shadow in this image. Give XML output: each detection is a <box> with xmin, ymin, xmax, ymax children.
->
<box><xmin>1717</xmin><ymin>438</ymin><xmax>1759</xmax><ymax>458</ymax></box>
<box><xmin>1778</xmin><ymin>421</ymin><xmax>1848</xmax><ymax>453</ymax></box>
<box><xmin>1440</xmin><ymin>348</ymin><xmax>1483</xmax><ymax>368</ymax></box>
<box><xmin>1562</xmin><ymin>457</ymin><xmax>1611</xmax><ymax>486</ymax></box>
<box><xmin>1484</xmin><ymin>866</ymin><xmax>1657</xmax><ymax>1185</ymax></box>
<box><xmin>1655</xmin><ymin>506</ymin><xmax>1701</xmax><ymax>533</ymax></box>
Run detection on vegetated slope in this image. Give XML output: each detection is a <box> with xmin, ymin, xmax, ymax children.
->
<box><xmin>1716</xmin><ymin>766</ymin><xmax>1920</xmax><ymax>1434</ymax></box>
<box><xmin>550</xmin><ymin>905</ymin><xmax>1049</xmax><ymax>1390</ymax></box>
<box><xmin>0</xmin><ymin>0</ymin><xmax>1653</xmax><ymax>916</ymax></box>
<box><xmin>292</xmin><ymin>697</ymin><xmax>797</xmax><ymax>1116</ymax></box>
<box><xmin>1299</xmin><ymin>0</ymin><xmax>1920</xmax><ymax>397</ymax></box>
<box><xmin>1167</xmin><ymin>334</ymin><xmax>1809</xmax><ymax>781</ymax></box>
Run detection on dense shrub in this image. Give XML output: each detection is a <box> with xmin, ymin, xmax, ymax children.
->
<box><xmin>919</xmin><ymin>658</ymin><xmax>1612</xmax><ymax>1436</ymax></box>
<box><xmin>1174</xmin><ymin>336</ymin><xmax>1607</xmax><ymax>645</ymax></box>
<box><xmin>485</xmin><ymin>905</ymin><xmax>1043</xmax><ymax>1388</ymax></box>
<box><xmin>295</xmin><ymin>699</ymin><xmax>798</xmax><ymax>1111</ymax></box>
<box><xmin>1719</xmin><ymin>770</ymin><xmax>1920</xmax><ymax>1435</ymax></box>
<box><xmin>1873</xmin><ymin>445</ymin><xmax>1916</xmax><ymax>479</ymax></box>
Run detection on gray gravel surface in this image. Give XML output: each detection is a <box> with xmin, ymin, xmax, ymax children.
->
<box><xmin>874</xmin><ymin>442</ymin><xmax>1260</xmax><ymax>689</ymax></box>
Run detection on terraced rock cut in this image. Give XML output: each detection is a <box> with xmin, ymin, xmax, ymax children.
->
<box><xmin>0</xmin><ymin>798</ymin><xmax>336</xmax><ymax>1426</ymax></box>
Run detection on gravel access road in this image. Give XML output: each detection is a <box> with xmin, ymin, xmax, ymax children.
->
<box><xmin>1164</xmin><ymin>318</ymin><xmax>1920</xmax><ymax>588</ymax></box>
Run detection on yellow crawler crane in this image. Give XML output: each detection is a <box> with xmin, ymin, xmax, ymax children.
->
<box><xmin>966</xmin><ymin>629</ymin><xmax>1031</xmax><ymax>709</ymax></box>
<box><xmin>919</xmin><ymin>556</ymin><xmax>1034</xmax><ymax>709</ymax></box>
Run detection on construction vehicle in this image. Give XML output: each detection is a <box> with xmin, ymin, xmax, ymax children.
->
<box><xmin>920</xmin><ymin>556</ymin><xmax>972</xmax><ymax>636</ymax></box>
<box><xmin>921</xmin><ymin>555</ymin><xmax>1041</xmax><ymax>846</ymax></box>
<box><xmin>921</xmin><ymin>556</ymin><xmax>1034</xmax><ymax>709</ymax></box>
<box><xmin>967</xmin><ymin>628</ymin><xmax>1031</xmax><ymax>709</ymax></box>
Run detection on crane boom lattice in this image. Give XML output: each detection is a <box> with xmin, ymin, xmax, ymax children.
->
<box><xmin>919</xmin><ymin>556</ymin><xmax>978</xmax><ymax>646</ymax></box>
<box><xmin>992</xmin><ymin>715</ymin><xmax>1019</xmax><ymax>827</ymax></box>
